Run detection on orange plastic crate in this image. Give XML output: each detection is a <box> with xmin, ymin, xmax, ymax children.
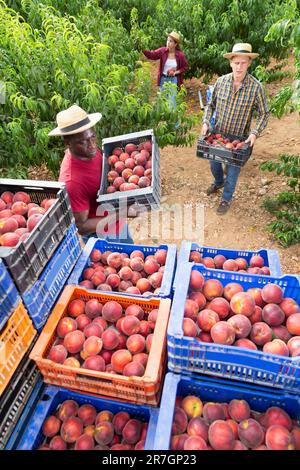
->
<box><xmin>30</xmin><ymin>286</ymin><xmax>171</xmax><ymax>405</ymax></box>
<box><xmin>0</xmin><ymin>301</ymin><xmax>37</xmax><ymax>396</ymax></box>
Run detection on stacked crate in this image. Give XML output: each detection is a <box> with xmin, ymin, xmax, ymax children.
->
<box><xmin>152</xmin><ymin>240</ymin><xmax>300</xmax><ymax>450</ymax></box>
<box><xmin>0</xmin><ymin>179</ymin><xmax>83</xmax><ymax>448</ymax></box>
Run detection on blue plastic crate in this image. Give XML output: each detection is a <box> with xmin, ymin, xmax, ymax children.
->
<box><xmin>168</xmin><ymin>262</ymin><xmax>300</xmax><ymax>392</ymax></box>
<box><xmin>173</xmin><ymin>241</ymin><xmax>282</xmax><ymax>290</ymax></box>
<box><xmin>22</xmin><ymin>223</ymin><xmax>82</xmax><ymax>332</ymax></box>
<box><xmin>153</xmin><ymin>372</ymin><xmax>300</xmax><ymax>450</ymax></box>
<box><xmin>68</xmin><ymin>237</ymin><xmax>177</xmax><ymax>298</ymax></box>
<box><xmin>0</xmin><ymin>259</ymin><xmax>20</xmax><ymax>331</ymax></box>
<box><xmin>16</xmin><ymin>384</ymin><xmax>159</xmax><ymax>450</ymax></box>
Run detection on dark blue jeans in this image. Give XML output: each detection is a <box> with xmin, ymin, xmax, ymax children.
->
<box><xmin>210</xmin><ymin>160</ymin><xmax>241</xmax><ymax>202</ymax></box>
<box><xmin>81</xmin><ymin>222</ymin><xmax>133</xmax><ymax>245</ymax></box>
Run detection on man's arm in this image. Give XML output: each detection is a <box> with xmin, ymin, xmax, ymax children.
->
<box><xmin>250</xmin><ymin>86</ymin><xmax>270</xmax><ymax>137</ymax></box>
<box><xmin>74</xmin><ymin>210</ymin><xmax>119</xmax><ymax>236</ymax></box>
<box><xmin>201</xmin><ymin>81</ymin><xmax>218</xmax><ymax>135</ymax></box>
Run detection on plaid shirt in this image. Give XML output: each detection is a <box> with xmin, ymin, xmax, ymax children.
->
<box><xmin>203</xmin><ymin>73</ymin><xmax>270</xmax><ymax>138</ymax></box>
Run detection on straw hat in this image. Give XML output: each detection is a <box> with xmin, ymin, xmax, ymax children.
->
<box><xmin>168</xmin><ymin>31</ymin><xmax>181</xmax><ymax>44</ymax></box>
<box><xmin>223</xmin><ymin>43</ymin><xmax>259</xmax><ymax>59</ymax></box>
<box><xmin>48</xmin><ymin>104</ymin><xmax>102</xmax><ymax>136</ymax></box>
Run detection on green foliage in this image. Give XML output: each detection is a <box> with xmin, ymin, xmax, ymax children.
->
<box><xmin>261</xmin><ymin>154</ymin><xmax>300</xmax><ymax>247</ymax></box>
<box><xmin>0</xmin><ymin>1</ymin><xmax>197</xmax><ymax>177</ymax></box>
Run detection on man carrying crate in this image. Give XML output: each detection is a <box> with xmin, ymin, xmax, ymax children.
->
<box><xmin>201</xmin><ymin>43</ymin><xmax>270</xmax><ymax>215</ymax></box>
<box><xmin>49</xmin><ymin>105</ymin><xmax>133</xmax><ymax>243</ymax></box>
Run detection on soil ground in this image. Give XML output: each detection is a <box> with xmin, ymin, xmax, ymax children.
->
<box><xmin>29</xmin><ymin>58</ymin><xmax>300</xmax><ymax>274</ymax></box>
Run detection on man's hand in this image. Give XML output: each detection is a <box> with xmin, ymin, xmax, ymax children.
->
<box><xmin>245</xmin><ymin>133</ymin><xmax>257</xmax><ymax>147</ymax></box>
<box><xmin>201</xmin><ymin>123</ymin><xmax>209</xmax><ymax>136</ymax></box>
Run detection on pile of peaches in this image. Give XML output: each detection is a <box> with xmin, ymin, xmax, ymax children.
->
<box><xmin>39</xmin><ymin>399</ymin><xmax>148</xmax><ymax>450</ymax></box>
<box><xmin>204</xmin><ymin>133</ymin><xmax>247</xmax><ymax>151</ymax></box>
<box><xmin>105</xmin><ymin>140</ymin><xmax>152</xmax><ymax>194</ymax></box>
<box><xmin>79</xmin><ymin>247</ymin><xmax>167</xmax><ymax>295</ymax></box>
<box><xmin>189</xmin><ymin>251</ymin><xmax>271</xmax><ymax>275</ymax></box>
<box><xmin>182</xmin><ymin>270</ymin><xmax>300</xmax><ymax>357</ymax></box>
<box><xmin>170</xmin><ymin>394</ymin><xmax>300</xmax><ymax>450</ymax></box>
<box><xmin>0</xmin><ymin>190</ymin><xmax>57</xmax><ymax>247</ymax></box>
<box><xmin>48</xmin><ymin>296</ymin><xmax>159</xmax><ymax>376</ymax></box>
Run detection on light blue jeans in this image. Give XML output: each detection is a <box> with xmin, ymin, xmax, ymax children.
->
<box><xmin>210</xmin><ymin>161</ymin><xmax>241</xmax><ymax>202</ymax></box>
<box><xmin>160</xmin><ymin>75</ymin><xmax>178</xmax><ymax>110</ymax></box>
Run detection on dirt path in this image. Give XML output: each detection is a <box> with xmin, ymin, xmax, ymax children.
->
<box><xmin>129</xmin><ymin>60</ymin><xmax>300</xmax><ymax>275</ymax></box>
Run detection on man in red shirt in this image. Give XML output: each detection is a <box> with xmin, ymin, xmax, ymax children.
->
<box><xmin>49</xmin><ymin>104</ymin><xmax>132</xmax><ymax>243</ymax></box>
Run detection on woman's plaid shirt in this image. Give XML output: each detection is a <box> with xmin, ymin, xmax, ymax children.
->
<box><xmin>203</xmin><ymin>73</ymin><xmax>270</xmax><ymax>138</ymax></box>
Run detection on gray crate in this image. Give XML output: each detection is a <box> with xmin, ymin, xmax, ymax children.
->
<box><xmin>97</xmin><ymin>129</ymin><xmax>160</xmax><ymax>211</ymax></box>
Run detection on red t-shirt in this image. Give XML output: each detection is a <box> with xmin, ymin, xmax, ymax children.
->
<box><xmin>59</xmin><ymin>149</ymin><xmax>125</xmax><ymax>236</ymax></box>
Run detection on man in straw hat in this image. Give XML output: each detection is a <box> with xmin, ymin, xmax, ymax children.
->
<box><xmin>201</xmin><ymin>43</ymin><xmax>270</xmax><ymax>215</ymax></box>
<box><xmin>49</xmin><ymin>104</ymin><xmax>133</xmax><ymax>242</ymax></box>
<box><xmin>143</xmin><ymin>31</ymin><xmax>188</xmax><ymax>90</ymax></box>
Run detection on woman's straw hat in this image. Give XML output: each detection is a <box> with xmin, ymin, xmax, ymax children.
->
<box><xmin>168</xmin><ymin>31</ymin><xmax>181</xmax><ymax>44</ymax></box>
<box><xmin>48</xmin><ymin>104</ymin><xmax>102</xmax><ymax>136</ymax></box>
<box><xmin>223</xmin><ymin>43</ymin><xmax>259</xmax><ymax>59</ymax></box>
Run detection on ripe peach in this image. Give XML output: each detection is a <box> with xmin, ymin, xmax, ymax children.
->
<box><xmin>0</xmin><ymin>217</ymin><xmax>18</xmax><ymax>235</ymax></box>
<box><xmin>63</xmin><ymin>357</ymin><xmax>81</xmax><ymax>368</ymax></box>
<box><xmin>171</xmin><ymin>433</ymin><xmax>189</xmax><ymax>450</ymax></box>
<box><xmin>11</xmin><ymin>201</ymin><xmax>28</xmax><ymax>216</ymax></box>
<box><xmin>234</xmin><ymin>338</ymin><xmax>257</xmax><ymax>350</ymax></box>
<box><xmin>265</xmin><ymin>425</ymin><xmax>295</xmax><ymax>450</ymax></box>
<box><xmin>107</xmin><ymin>252</ymin><xmax>122</xmax><ymax>269</ymax></box>
<box><xmin>74</xmin><ymin>434</ymin><xmax>94</xmax><ymax>450</ymax></box>
<box><xmin>68</xmin><ymin>299</ymin><xmax>86</xmax><ymax>318</ymax></box>
<box><xmin>121</xmin><ymin>316</ymin><xmax>140</xmax><ymax>335</ymax></box>
<box><xmin>122</xmin><ymin>419</ymin><xmax>142</xmax><ymax>445</ymax></box>
<box><xmin>102</xmin><ymin>328</ymin><xmax>120</xmax><ymax>350</ymax></box>
<box><xmin>230</xmin><ymin>292</ymin><xmax>255</xmax><ymax>317</ymax></box>
<box><xmin>123</xmin><ymin>361</ymin><xmax>145</xmax><ymax>377</ymax></box>
<box><xmin>136</xmin><ymin>278</ymin><xmax>151</xmax><ymax>294</ymax></box>
<box><xmin>209</xmin><ymin>297</ymin><xmax>230</xmax><ymax>319</ymax></box>
<box><xmin>263</xmin><ymin>339</ymin><xmax>289</xmax><ymax>356</ymax></box>
<box><xmin>130</xmin><ymin>257</ymin><xmax>144</xmax><ymax>272</ymax></box>
<box><xmin>233</xmin><ymin>440</ymin><xmax>248</xmax><ymax>450</ymax></box>
<box><xmin>181</xmin><ymin>396</ymin><xmax>203</xmax><ymax>419</ymax></box>
<box><xmin>83</xmin><ymin>355</ymin><xmax>106</xmax><ymax>371</ymax></box>
<box><xmin>60</xmin><ymin>416</ymin><xmax>83</xmax><ymax>443</ymax></box>
<box><xmin>94</xmin><ymin>421</ymin><xmax>114</xmax><ymax>445</ymax></box>
<box><xmin>148</xmin><ymin>309</ymin><xmax>159</xmax><ymax>329</ymax></box>
<box><xmin>210</xmin><ymin>321</ymin><xmax>235</xmax><ymax>345</ymax></box>
<box><xmin>264</xmin><ymin>406</ymin><xmax>292</xmax><ymax>431</ymax></box>
<box><xmin>57</xmin><ymin>400</ymin><xmax>79</xmax><ymax>421</ymax></box>
<box><xmin>76</xmin><ymin>314</ymin><xmax>91</xmax><ymax>331</ymax></box>
<box><xmin>228</xmin><ymin>400</ymin><xmax>250</xmax><ymax>422</ymax></box>
<box><xmin>202</xmin><ymin>256</ymin><xmax>215</xmax><ymax>268</ymax></box>
<box><xmin>84</xmin><ymin>299</ymin><xmax>103</xmax><ymax>319</ymax></box>
<box><xmin>223</xmin><ymin>259</ymin><xmax>239</xmax><ymax>271</ymax></box>
<box><xmin>189</xmin><ymin>251</ymin><xmax>202</xmax><ymax>263</ymax></box>
<box><xmin>182</xmin><ymin>318</ymin><xmax>198</xmax><ymax>337</ymax></box>
<box><xmin>0</xmin><ymin>209</ymin><xmax>13</xmax><ymax>219</ymax></box>
<box><xmin>261</xmin><ymin>283</ymin><xmax>283</xmax><ymax>304</ymax></box>
<box><xmin>148</xmin><ymin>272</ymin><xmax>163</xmax><ymax>289</ymax></box>
<box><xmin>208</xmin><ymin>420</ymin><xmax>235</xmax><ymax>450</ymax></box>
<box><xmin>248</xmin><ymin>305</ymin><xmax>263</xmax><ymax>324</ymax></box>
<box><xmin>126</xmin><ymin>334</ymin><xmax>146</xmax><ymax>355</ymax></box>
<box><xmin>145</xmin><ymin>333</ymin><xmax>153</xmax><ymax>353</ymax></box>
<box><xmin>287</xmin><ymin>336</ymin><xmax>300</xmax><ymax>357</ymax></box>
<box><xmin>197</xmin><ymin>331</ymin><xmax>213</xmax><ymax>343</ymax></box>
<box><xmin>109</xmin><ymin>412</ymin><xmax>130</xmax><ymax>437</ymax></box>
<box><xmin>154</xmin><ymin>248</ymin><xmax>167</xmax><ymax>265</ymax></box>
<box><xmin>187</xmin><ymin>417</ymin><xmax>209</xmax><ymax>441</ymax></box>
<box><xmin>0</xmin><ymin>231</ymin><xmax>20</xmax><ymax>247</ymax></box>
<box><xmin>83</xmin><ymin>336</ymin><xmax>103</xmax><ymax>357</ymax></box>
<box><xmin>27</xmin><ymin>213</ymin><xmax>43</xmax><ymax>231</ymax></box>
<box><xmin>202</xmin><ymin>279</ymin><xmax>223</xmax><ymax>300</ymax></box>
<box><xmin>272</xmin><ymin>325</ymin><xmax>292</xmax><ymax>343</ymax></box>
<box><xmin>227</xmin><ymin>314</ymin><xmax>252</xmax><ymax>339</ymax></box>
<box><xmin>250</xmin><ymin>322</ymin><xmax>273</xmax><ymax>346</ymax></box>
<box><xmin>48</xmin><ymin>344</ymin><xmax>68</xmax><ymax>364</ymax></box>
<box><xmin>249</xmin><ymin>255</ymin><xmax>264</xmax><ymax>268</ymax></box>
<box><xmin>102</xmin><ymin>301</ymin><xmax>123</xmax><ymax>323</ymax></box>
<box><xmin>63</xmin><ymin>330</ymin><xmax>85</xmax><ymax>354</ymax></box>
<box><xmin>286</xmin><ymin>313</ymin><xmax>300</xmax><ymax>335</ymax></box>
<box><xmin>189</xmin><ymin>270</ymin><xmax>205</xmax><ymax>291</ymax></box>
<box><xmin>213</xmin><ymin>254</ymin><xmax>226</xmax><ymax>268</ymax></box>
<box><xmin>95</xmin><ymin>410</ymin><xmax>114</xmax><ymax>425</ymax></box>
<box><xmin>238</xmin><ymin>418</ymin><xmax>264</xmax><ymax>449</ymax></box>
<box><xmin>12</xmin><ymin>191</ymin><xmax>31</xmax><ymax>204</ymax></box>
<box><xmin>203</xmin><ymin>402</ymin><xmax>226</xmax><ymax>423</ymax></box>
<box><xmin>78</xmin><ymin>404</ymin><xmax>97</xmax><ymax>426</ymax></box>
<box><xmin>1</xmin><ymin>191</ymin><xmax>13</xmax><ymax>204</ymax></box>
<box><xmin>247</xmin><ymin>287</ymin><xmax>264</xmax><ymax>307</ymax></box>
<box><xmin>132</xmin><ymin>352</ymin><xmax>148</xmax><ymax>368</ymax></box>
<box><xmin>111</xmin><ymin>349</ymin><xmax>132</xmax><ymax>373</ymax></box>
<box><xmin>84</xmin><ymin>323</ymin><xmax>103</xmax><ymax>339</ymax></box>
<box><xmin>189</xmin><ymin>291</ymin><xmax>207</xmax><ymax>310</ymax></box>
<box><xmin>197</xmin><ymin>309</ymin><xmax>219</xmax><ymax>332</ymax></box>
<box><xmin>90</xmin><ymin>271</ymin><xmax>106</xmax><ymax>287</ymax></box>
<box><xmin>138</xmin><ymin>320</ymin><xmax>151</xmax><ymax>337</ymax></box>
<box><xmin>235</xmin><ymin>258</ymin><xmax>248</xmax><ymax>270</ymax></box>
<box><xmin>57</xmin><ymin>317</ymin><xmax>77</xmax><ymax>338</ymax></box>
<box><xmin>118</xmin><ymin>266</ymin><xmax>132</xmax><ymax>281</ymax></box>
<box><xmin>262</xmin><ymin>303</ymin><xmax>285</xmax><ymax>326</ymax></box>
<box><xmin>184</xmin><ymin>436</ymin><xmax>208</xmax><ymax>450</ymax></box>
<box><xmin>90</xmin><ymin>248</ymin><xmax>102</xmax><ymax>262</ymax></box>
<box><xmin>227</xmin><ymin>419</ymin><xmax>238</xmax><ymax>438</ymax></box>
<box><xmin>49</xmin><ymin>435</ymin><xmax>67</xmax><ymax>450</ymax></box>
<box><xmin>223</xmin><ymin>282</ymin><xmax>244</xmax><ymax>301</ymax></box>
<box><xmin>42</xmin><ymin>415</ymin><xmax>61</xmax><ymax>438</ymax></box>
<box><xmin>125</xmin><ymin>304</ymin><xmax>144</xmax><ymax>320</ymax></box>
<box><xmin>280</xmin><ymin>298</ymin><xmax>300</xmax><ymax>318</ymax></box>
